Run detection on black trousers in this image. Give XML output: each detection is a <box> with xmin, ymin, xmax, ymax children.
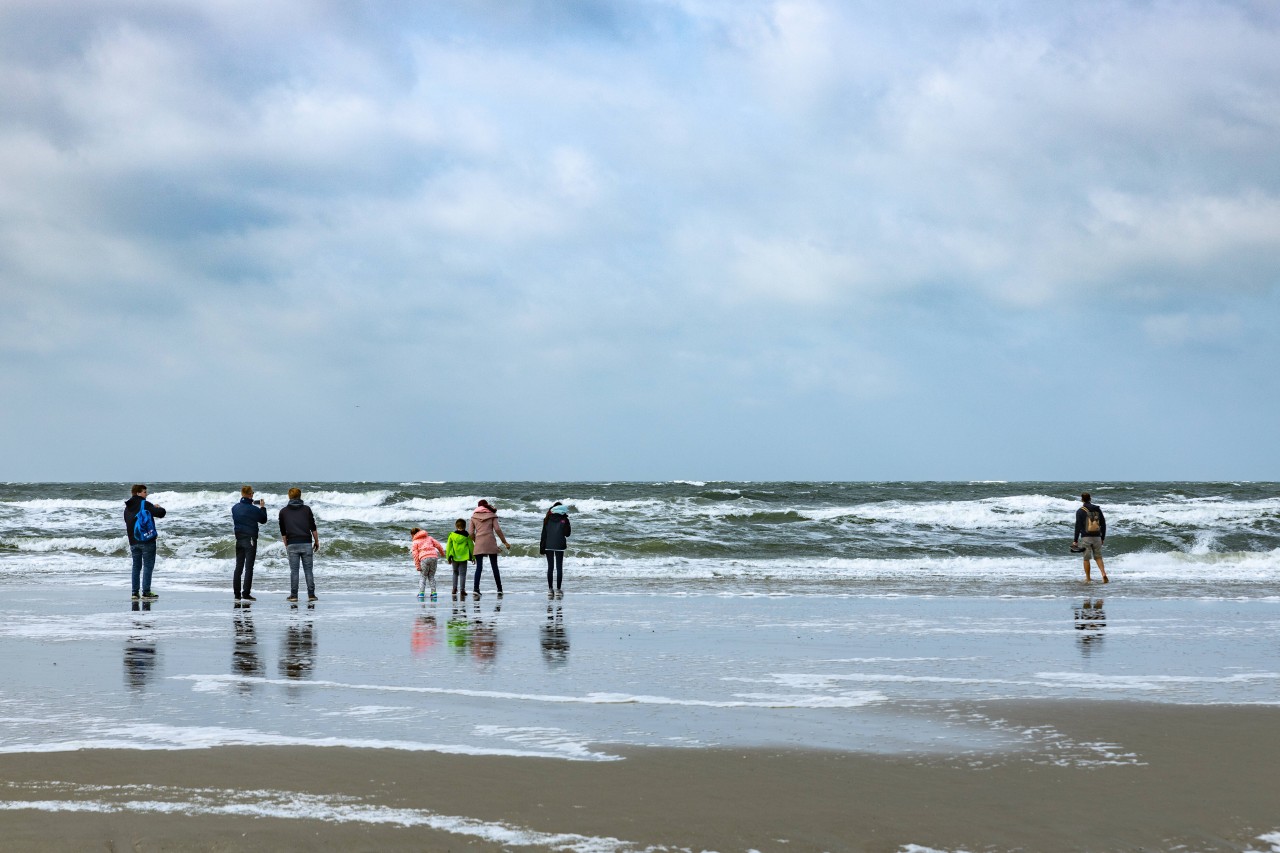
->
<box><xmin>234</xmin><ymin>534</ymin><xmax>257</xmax><ymax>597</ymax></box>
<box><xmin>473</xmin><ymin>553</ymin><xmax>501</xmax><ymax>592</ymax></box>
<box><xmin>545</xmin><ymin>550</ymin><xmax>564</xmax><ymax>590</ymax></box>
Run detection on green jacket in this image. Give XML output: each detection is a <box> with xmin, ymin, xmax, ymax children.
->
<box><xmin>446</xmin><ymin>530</ymin><xmax>474</xmax><ymax>563</ymax></box>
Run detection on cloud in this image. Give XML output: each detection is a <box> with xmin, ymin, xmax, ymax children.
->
<box><xmin>2</xmin><ymin>0</ymin><xmax>1280</xmax><ymax>477</ymax></box>
<box><xmin>1143</xmin><ymin>311</ymin><xmax>1244</xmax><ymax>347</ymax></box>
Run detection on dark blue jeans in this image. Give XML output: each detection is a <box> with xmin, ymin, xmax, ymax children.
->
<box><xmin>473</xmin><ymin>553</ymin><xmax>501</xmax><ymax>593</ymax></box>
<box><xmin>130</xmin><ymin>539</ymin><xmax>157</xmax><ymax>595</ymax></box>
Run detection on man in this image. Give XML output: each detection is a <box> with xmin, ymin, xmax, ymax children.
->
<box><xmin>231</xmin><ymin>485</ymin><xmax>267</xmax><ymax>602</ymax></box>
<box><xmin>123</xmin><ymin>484</ymin><xmax>166</xmax><ymax>601</ymax></box>
<box><xmin>1072</xmin><ymin>492</ymin><xmax>1109</xmax><ymax>584</ymax></box>
<box><xmin>279</xmin><ymin>487</ymin><xmax>320</xmax><ymax>602</ymax></box>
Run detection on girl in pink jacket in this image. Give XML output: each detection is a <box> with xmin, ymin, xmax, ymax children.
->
<box><xmin>410</xmin><ymin>527</ymin><xmax>446</xmax><ymax>600</ymax></box>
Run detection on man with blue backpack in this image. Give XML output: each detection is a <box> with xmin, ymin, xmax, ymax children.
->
<box><xmin>124</xmin><ymin>484</ymin><xmax>167</xmax><ymax>601</ymax></box>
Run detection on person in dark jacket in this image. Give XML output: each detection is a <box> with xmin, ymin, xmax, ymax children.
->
<box><xmin>231</xmin><ymin>485</ymin><xmax>268</xmax><ymax>602</ymax></box>
<box><xmin>279</xmin><ymin>487</ymin><xmax>320</xmax><ymax>602</ymax></box>
<box><xmin>123</xmin><ymin>484</ymin><xmax>166</xmax><ymax>601</ymax></box>
<box><xmin>1072</xmin><ymin>492</ymin><xmax>1109</xmax><ymax>584</ymax></box>
<box><xmin>539</xmin><ymin>502</ymin><xmax>572</xmax><ymax>596</ymax></box>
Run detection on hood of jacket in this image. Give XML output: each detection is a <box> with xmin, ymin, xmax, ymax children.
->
<box><xmin>550</xmin><ymin>505</ymin><xmax>569</xmax><ymax>516</ymax></box>
<box><xmin>412</xmin><ymin>530</ymin><xmax>433</xmax><ymax>542</ymax></box>
<box><xmin>472</xmin><ymin>507</ymin><xmax>495</xmax><ymax>518</ymax></box>
<box><xmin>125</xmin><ymin>495</ymin><xmax>145</xmax><ymax>509</ymax></box>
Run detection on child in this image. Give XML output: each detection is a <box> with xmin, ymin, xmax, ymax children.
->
<box><xmin>410</xmin><ymin>527</ymin><xmax>446</xmax><ymax>601</ymax></box>
<box><xmin>445</xmin><ymin>519</ymin><xmax>474</xmax><ymax>599</ymax></box>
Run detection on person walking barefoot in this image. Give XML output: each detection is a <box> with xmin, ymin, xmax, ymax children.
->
<box><xmin>1072</xmin><ymin>492</ymin><xmax>1109</xmax><ymax>584</ymax></box>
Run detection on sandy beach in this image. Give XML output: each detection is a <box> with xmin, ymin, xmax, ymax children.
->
<box><xmin>3</xmin><ymin>483</ymin><xmax>1280</xmax><ymax>850</ymax></box>
<box><xmin>1</xmin><ymin>701</ymin><xmax>1279</xmax><ymax>851</ymax></box>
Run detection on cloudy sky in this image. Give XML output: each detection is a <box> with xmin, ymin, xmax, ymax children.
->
<box><xmin>2</xmin><ymin>0</ymin><xmax>1278</xmax><ymax>482</ymax></box>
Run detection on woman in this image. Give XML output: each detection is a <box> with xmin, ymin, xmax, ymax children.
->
<box><xmin>539</xmin><ymin>502</ymin><xmax>571</xmax><ymax>596</ymax></box>
<box><xmin>468</xmin><ymin>499</ymin><xmax>510</xmax><ymax>597</ymax></box>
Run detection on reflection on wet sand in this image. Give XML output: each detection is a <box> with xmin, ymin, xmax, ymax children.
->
<box><xmin>411</xmin><ymin>610</ymin><xmax>438</xmax><ymax>656</ymax></box>
<box><xmin>446</xmin><ymin>604</ymin><xmax>470</xmax><ymax>653</ymax></box>
<box><xmin>124</xmin><ymin>601</ymin><xmax>157</xmax><ymax>692</ymax></box>
<box><xmin>1073</xmin><ymin>598</ymin><xmax>1107</xmax><ymax>655</ymax></box>
<box><xmin>470</xmin><ymin>600</ymin><xmax>500</xmax><ymax>663</ymax></box>
<box><xmin>541</xmin><ymin>602</ymin><xmax>569</xmax><ymax>667</ymax></box>
<box><xmin>279</xmin><ymin>609</ymin><xmax>316</xmax><ymax>681</ymax></box>
<box><xmin>232</xmin><ymin>606</ymin><xmax>262</xmax><ymax>691</ymax></box>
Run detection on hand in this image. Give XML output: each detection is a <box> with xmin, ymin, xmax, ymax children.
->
<box><xmin>257</xmin><ymin>499</ymin><xmax>265</xmax><ymax>507</ymax></box>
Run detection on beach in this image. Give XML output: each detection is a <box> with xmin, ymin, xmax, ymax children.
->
<box><xmin>2</xmin><ymin>703</ymin><xmax>1279</xmax><ymax>851</ymax></box>
<box><xmin>1</xmin><ymin>482</ymin><xmax>1279</xmax><ymax>849</ymax></box>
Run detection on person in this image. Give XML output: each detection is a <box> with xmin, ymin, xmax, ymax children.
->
<box><xmin>410</xmin><ymin>526</ymin><xmax>446</xmax><ymax>601</ymax></box>
<box><xmin>446</xmin><ymin>519</ymin><xmax>473</xmax><ymax>599</ymax></box>
<box><xmin>279</xmin><ymin>487</ymin><xmax>320</xmax><ymax>602</ymax></box>
<box><xmin>468</xmin><ymin>500</ymin><xmax>511</xmax><ymax>598</ymax></box>
<box><xmin>123</xmin><ymin>484</ymin><xmax>166</xmax><ymax>601</ymax></box>
<box><xmin>231</xmin><ymin>485</ymin><xmax>267</xmax><ymax>602</ymax></box>
<box><xmin>1072</xmin><ymin>492</ymin><xmax>1109</xmax><ymax>584</ymax></box>
<box><xmin>539</xmin><ymin>502</ymin><xmax>572</xmax><ymax>596</ymax></box>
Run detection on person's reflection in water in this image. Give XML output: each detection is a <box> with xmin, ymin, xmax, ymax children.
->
<box><xmin>470</xmin><ymin>600</ymin><xmax>500</xmax><ymax>663</ymax></box>
<box><xmin>541</xmin><ymin>602</ymin><xmax>569</xmax><ymax>667</ymax></box>
<box><xmin>1073</xmin><ymin>598</ymin><xmax>1107</xmax><ymax>656</ymax></box>
<box><xmin>411</xmin><ymin>609</ymin><xmax>439</xmax><ymax>657</ymax></box>
<box><xmin>232</xmin><ymin>605</ymin><xmax>263</xmax><ymax>692</ymax></box>
<box><xmin>124</xmin><ymin>600</ymin><xmax>158</xmax><ymax>692</ymax></box>
<box><xmin>446</xmin><ymin>604</ymin><xmax>470</xmax><ymax>654</ymax></box>
<box><xmin>279</xmin><ymin>606</ymin><xmax>317</xmax><ymax>680</ymax></box>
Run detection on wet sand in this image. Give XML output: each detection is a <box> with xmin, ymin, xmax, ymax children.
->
<box><xmin>1</xmin><ymin>701</ymin><xmax>1278</xmax><ymax>852</ymax></box>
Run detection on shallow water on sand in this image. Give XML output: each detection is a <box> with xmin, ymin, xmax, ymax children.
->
<box><xmin>1</xmin><ymin>588</ymin><xmax>1277</xmax><ymax>763</ymax></box>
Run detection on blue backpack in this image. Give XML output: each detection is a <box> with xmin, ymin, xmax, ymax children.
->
<box><xmin>133</xmin><ymin>501</ymin><xmax>157</xmax><ymax>543</ymax></box>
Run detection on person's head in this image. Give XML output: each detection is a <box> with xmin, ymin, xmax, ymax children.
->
<box><xmin>131</xmin><ymin>484</ymin><xmax>147</xmax><ymax>497</ymax></box>
<box><xmin>1081</xmin><ymin>492</ymin><xmax>1092</xmax><ymax>504</ymax></box>
<box><xmin>477</xmin><ymin>499</ymin><xmax>495</xmax><ymax>513</ymax></box>
<box><xmin>241</xmin><ymin>485</ymin><xmax>254</xmax><ymax>498</ymax></box>
<box><xmin>410</xmin><ymin>526</ymin><xmax>421</xmax><ymax>536</ymax></box>
<box><xmin>545</xmin><ymin>500</ymin><xmax>563</xmax><ymax>520</ymax></box>
<box><xmin>288</xmin><ymin>487</ymin><xmax>302</xmax><ymax>500</ymax></box>
<box><xmin>455</xmin><ymin>518</ymin><xmax>466</xmax><ymax>531</ymax></box>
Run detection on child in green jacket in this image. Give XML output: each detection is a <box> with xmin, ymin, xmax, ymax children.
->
<box><xmin>446</xmin><ymin>519</ymin><xmax>474</xmax><ymax>599</ymax></box>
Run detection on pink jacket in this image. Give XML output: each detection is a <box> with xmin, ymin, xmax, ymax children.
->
<box><xmin>411</xmin><ymin>531</ymin><xmax>446</xmax><ymax>569</ymax></box>
<box><xmin>468</xmin><ymin>507</ymin><xmax>508</xmax><ymax>555</ymax></box>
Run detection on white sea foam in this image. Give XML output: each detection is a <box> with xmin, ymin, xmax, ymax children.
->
<box><xmin>0</xmin><ymin>723</ymin><xmax>621</xmax><ymax>761</ymax></box>
<box><xmin>1249</xmin><ymin>831</ymin><xmax>1280</xmax><ymax>853</ymax></box>
<box><xmin>172</xmin><ymin>674</ymin><xmax>886</xmax><ymax>709</ymax></box>
<box><xmin>1032</xmin><ymin>672</ymin><xmax>1280</xmax><ymax>690</ymax></box>
<box><xmin>0</xmin><ymin>782</ymin><xmax>663</xmax><ymax>851</ymax></box>
<box><xmin>473</xmin><ymin>726</ymin><xmax>614</xmax><ymax>760</ymax></box>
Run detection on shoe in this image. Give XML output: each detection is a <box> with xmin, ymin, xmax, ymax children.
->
<box><xmin>496</xmin><ymin>590</ymin><xmax>504</xmax><ymax>598</ymax></box>
<box><xmin>131</xmin><ymin>593</ymin><xmax>140</xmax><ymax>601</ymax></box>
<box><xmin>234</xmin><ymin>596</ymin><xmax>241</xmax><ymax>602</ymax></box>
<box><xmin>141</xmin><ymin>592</ymin><xmax>159</xmax><ymax>600</ymax></box>
<box><xmin>417</xmin><ymin>593</ymin><xmax>426</xmax><ymax>601</ymax></box>
<box><xmin>286</xmin><ymin>596</ymin><xmax>298</xmax><ymax>602</ymax></box>
<box><xmin>308</xmin><ymin>595</ymin><xmax>318</xmax><ymax>602</ymax></box>
<box><xmin>473</xmin><ymin>591</ymin><xmax>482</xmax><ymax>599</ymax></box>
<box><xmin>430</xmin><ymin>593</ymin><xmax>437</xmax><ymax>601</ymax></box>
<box><xmin>242</xmin><ymin>594</ymin><xmax>256</xmax><ymax>602</ymax></box>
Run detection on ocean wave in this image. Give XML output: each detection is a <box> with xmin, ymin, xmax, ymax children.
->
<box><xmin>0</xmin><ymin>782</ymin><xmax>657</xmax><ymax>851</ymax></box>
<box><xmin>172</xmin><ymin>674</ymin><xmax>886</xmax><ymax>709</ymax></box>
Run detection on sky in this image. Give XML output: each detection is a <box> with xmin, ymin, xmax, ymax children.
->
<box><xmin>2</xmin><ymin>0</ymin><xmax>1279</xmax><ymax>482</ymax></box>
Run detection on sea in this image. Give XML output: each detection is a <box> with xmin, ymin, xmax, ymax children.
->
<box><xmin>1</xmin><ymin>481</ymin><xmax>1278</xmax><ymax>846</ymax></box>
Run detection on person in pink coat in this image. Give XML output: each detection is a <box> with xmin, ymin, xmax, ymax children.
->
<box><xmin>468</xmin><ymin>499</ymin><xmax>511</xmax><ymax>597</ymax></box>
<box><xmin>410</xmin><ymin>527</ymin><xmax>447</xmax><ymax>601</ymax></box>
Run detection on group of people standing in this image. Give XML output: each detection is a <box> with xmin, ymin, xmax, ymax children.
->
<box><xmin>410</xmin><ymin>499</ymin><xmax>572</xmax><ymax>600</ymax></box>
<box><xmin>122</xmin><ymin>486</ymin><xmax>573</xmax><ymax>602</ymax></box>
